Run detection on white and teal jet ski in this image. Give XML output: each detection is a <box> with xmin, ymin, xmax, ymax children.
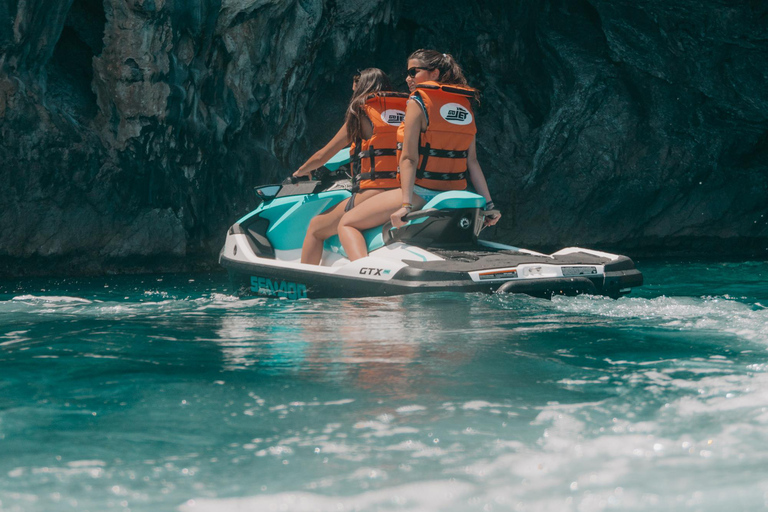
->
<box><xmin>219</xmin><ymin>149</ymin><xmax>643</xmax><ymax>299</ymax></box>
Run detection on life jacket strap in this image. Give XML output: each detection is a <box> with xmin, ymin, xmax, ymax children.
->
<box><xmin>415</xmin><ymin>169</ymin><xmax>468</xmax><ymax>181</ymax></box>
<box><xmin>351</xmin><ymin>147</ymin><xmax>397</xmax><ymax>181</ymax></box>
<box><xmin>418</xmin><ymin>142</ymin><xmax>430</xmax><ymax>172</ymax></box>
<box><xmin>418</xmin><ymin>146</ymin><xmax>468</xmax><ymax>159</ymax></box>
<box><xmin>369</xmin><ymin>145</ymin><xmax>376</xmax><ymax>183</ymax></box>
<box><xmin>351</xmin><ymin>138</ymin><xmax>362</xmax><ymax>177</ymax></box>
<box><xmin>396</xmin><ymin>142</ymin><xmax>468</xmax><ymax>159</ymax></box>
<box><xmin>352</xmin><ymin>148</ymin><xmax>398</xmax><ymax>160</ymax></box>
<box><xmin>352</xmin><ymin>171</ymin><xmax>398</xmax><ymax>183</ymax></box>
<box><xmin>351</xmin><ymin>171</ymin><xmax>398</xmax><ymax>193</ymax></box>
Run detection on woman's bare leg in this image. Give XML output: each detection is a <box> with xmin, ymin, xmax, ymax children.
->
<box><xmin>301</xmin><ymin>199</ymin><xmax>348</xmax><ymax>264</ymax></box>
<box><xmin>301</xmin><ymin>190</ymin><xmax>386</xmax><ymax>265</ymax></box>
<box><xmin>337</xmin><ymin>189</ymin><xmax>426</xmax><ymax>261</ymax></box>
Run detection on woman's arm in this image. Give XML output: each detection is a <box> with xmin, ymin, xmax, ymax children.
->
<box><xmin>293</xmin><ymin>124</ymin><xmax>350</xmax><ymax>177</ymax></box>
<box><xmin>467</xmin><ymin>138</ymin><xmax>501</xmax><ymax>226</ymax></box>
<box><xmin>391</xmin><ymin>99</ymin><xmax>426</xmax><ymax>227</ymax></box>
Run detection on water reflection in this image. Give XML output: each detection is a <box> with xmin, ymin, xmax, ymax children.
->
<box><xmin>211</xmin><ymin>294</ymin><xmax>488</xmax><ymax>399</ymax></box>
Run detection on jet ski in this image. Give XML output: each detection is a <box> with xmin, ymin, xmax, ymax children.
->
<box><xmin>219</xmin><ymin>149</ymin><xmax>643</xmax><ymax>299</ymax></box>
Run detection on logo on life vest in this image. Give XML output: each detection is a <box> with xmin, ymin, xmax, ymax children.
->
<box><xmin>440</xmin><ymin>103</ymin><xmax>473</xmax><ymax>125</ymax></box>
<box><xmin>381</xmin><ymin>109</ymin><xmax>406</xmax><ymax>126</ymax></box>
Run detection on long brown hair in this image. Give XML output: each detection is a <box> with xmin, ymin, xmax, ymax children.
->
<box><xmin>408</xmin><ymin>49</ymin><xmax>479</xmax><ymax>102</ymax></box>
<box><xmin>345</xmin><ymin>68</ymin><xmax>393</xmax><ymax>142</ymax></box>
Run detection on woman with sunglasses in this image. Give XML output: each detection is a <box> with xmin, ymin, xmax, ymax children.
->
<box><xmin>292</xmin><ymin>68</ymin><xmax>408</xmax><ymax>265</ymax></box>
<box><xmin>336</xmin><ymin>49</ymin><xmax>500</xmax><ymax>261</ymax></box>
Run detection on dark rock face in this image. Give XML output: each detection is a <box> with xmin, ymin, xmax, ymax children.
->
<box><xmin>1</xmin><ymin>0</ymin><xmax>767</xmax><ymax>277</ymax></box>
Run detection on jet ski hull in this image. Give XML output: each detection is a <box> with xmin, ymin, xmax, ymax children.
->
<box><xmin>220</xmin><ymin>246</ymin><xmax>643</xmax><ymax>300</ymax></box>
<box><xmin>219</xmin><ymin>181</ymin><xmax>643</xmax><ymax>300</ymax></box>
<box><xmin>221</xmin><ymin>256</ymin><xmax>491</xmax><ymax>299</ymax></box>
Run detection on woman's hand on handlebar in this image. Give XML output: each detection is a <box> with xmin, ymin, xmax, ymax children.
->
<box><xmin>483</xmin><ymin>210</ymin><xmax>501</xmax><ymax>227</ymax></box>
<box><xmin>390</xmin><ymin>207</ymin><xmax>411</xmax><ymax>228</ymax></box>
<box><xmin>292</xmin><ymin>168</ymin><xmax>312</xmax><ymax>178</ymax></box>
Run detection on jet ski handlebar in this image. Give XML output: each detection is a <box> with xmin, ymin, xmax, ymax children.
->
<box><xmin>312</xmin><ymin>166</ymin><xmax>349</xmax><ymax>183</ymax></box>
<box><xmin>401</xmin><ymin>208</ymin><xmax>439</xmax><ymax>222</ymax></box>
<box><xmin>398</xmin><ymin>207</ymin><xmax>498</xmax><ymax>223</ymax></box>
<box><xmin>282</xmin><ymin>174</ymin><xmax>311</xmax><ymax>185</ymax></box>
<box><xmin>282</xmin><ymin>166</ymin><xmax>348</xmax><ymax>185</ymax></box>
<box><xmin>388</xmin><ymin>206</ymin><xmax>500</xmax><ymax>226</ymax></box>
<box><xmin>381</xmin><ymin>206</ymin><xmax>501</xmax><ymax>243</ymax></box>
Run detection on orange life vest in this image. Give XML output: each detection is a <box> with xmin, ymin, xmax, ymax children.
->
<box><xmin>349</xmin><ymin>92</ymin><xmax>409</xmax><ymax>191</ymax></box>
<box><xmin>396</xmin><ymin>81</ymin><xmax>477</xmax><ymax>191</ymax></box>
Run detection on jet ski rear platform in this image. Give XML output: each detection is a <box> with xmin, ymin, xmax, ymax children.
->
<box><xmin>219</xmin><ymin>163</ymin><xmax>642</xmax><ymax>300</ymax></box>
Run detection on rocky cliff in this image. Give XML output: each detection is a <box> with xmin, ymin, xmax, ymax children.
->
<box><xmin>1</xmin><ymin>0</ymin><xmax>767</xmax><ymax>277</ymax></box>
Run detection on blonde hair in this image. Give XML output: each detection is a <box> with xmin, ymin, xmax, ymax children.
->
<box><xmin>345</xmin><ymin>68</ymin><xmax>393</xmax><ymax>141</ymax></box>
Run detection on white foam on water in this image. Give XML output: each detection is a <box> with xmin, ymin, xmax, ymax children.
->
<box><xmin>462</xmin><ymin>400</ymin><xmax>511</xmax><ymax>411</ymax></box>
<box><xmin>550</xmin><ymin>294</ymin><xmax>768</xmax><ymax>343</ymax></box>
<box><xmin>447</xmin><ymin>361</ymin><xmax>768</xmax><ymax>509</ymax></box>
<box><xmin>194</xmin><ymin>295</ymin><xmax>266</xmax><ymax>311</ymax></box>
<box><xmin>396</xmin><ymin>404</ymin><xmax>427</xmax><ymax>413</ymax></box>
<box><xmin>178</xmin><ymin>480</ymin><xmax>475</xmax><ymax>512</ymax></box>
<box><xmin>11</xmin><ymin>295</ymin><xmax>92</xmax><ymax>304</ymax></box>
<box><xmin>206</xmin><ymin>293</ymin><xmax>240</xmax><ymax>302</ymax></box>
<box><xmin>324</xmin><ymin>399</ymin><xmax>355</xmax><ymax>406</ymax></box>
<box><xmin>142</xmin><ymin>290</ymin><xmax>170</xmax><ymax>299</ymax></box>
<box><xmin>0</xmin><ymin>330</ymin><xmax>31</xmax><ymax>347</ymax></box>
<box><xmin>3</xmin><ymin>330</ymin><xmax>28</xmax><ymax>337</ymax></box>
<box><xmin>17</xmin><ymin>463</ymin><xmax>107</xmax><ymax>479</ymax></box>
<box><xmin>2</xmin><ymin>292</ymin><xmax>271</xmax><ymax>321</ymax></box>
<box><xmin>66</xmin><ymin>460</ymin><xmax>107</xmax><ymax>468</ymax></box>
<box><xmin>449</xmin><ymin>410</ymin><xmax>763</xmax><ymax>509</ymax></box>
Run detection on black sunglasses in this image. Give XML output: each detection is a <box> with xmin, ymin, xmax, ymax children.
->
<box><xmin>407</xmin><ymin>66</ymin><xmax>432</xmax><ymax>78</ymax></box>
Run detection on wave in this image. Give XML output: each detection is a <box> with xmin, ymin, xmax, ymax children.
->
<box><xmin>179</xmin><ymin>480</ymin><xmax>475</xmax><ymax>512</ymax></box>
<box><xmin>11</xmin><ymin>295</ymin><xmax>93</xmax><ymax>304</ymax></box>
<box><xmin>548</xmin><ymin>294</ymin><xmax>768</xmax><ymax>343</ymax></box>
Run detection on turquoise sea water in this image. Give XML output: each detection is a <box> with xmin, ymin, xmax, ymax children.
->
<box><xmin>1</xmin><ymin>260</ymin><xmax>767</xmax><ymax>512</ymax></box>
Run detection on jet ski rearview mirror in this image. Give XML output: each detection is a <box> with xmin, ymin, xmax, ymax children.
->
<box><xmin>254</xmin><ymin>185</ymin><xmax>281</xmax><ymax>201</ymax></box>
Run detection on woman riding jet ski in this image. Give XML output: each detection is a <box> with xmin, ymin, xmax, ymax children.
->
<box><xmin>218</xmin><ymin>148</ymin><xmax>643</xmax><ymax>299</ymax></box>
<box><xmin>290</xmin><ymin>68</ymin><xmax>405</xmax><ymax>265</ymax></box>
